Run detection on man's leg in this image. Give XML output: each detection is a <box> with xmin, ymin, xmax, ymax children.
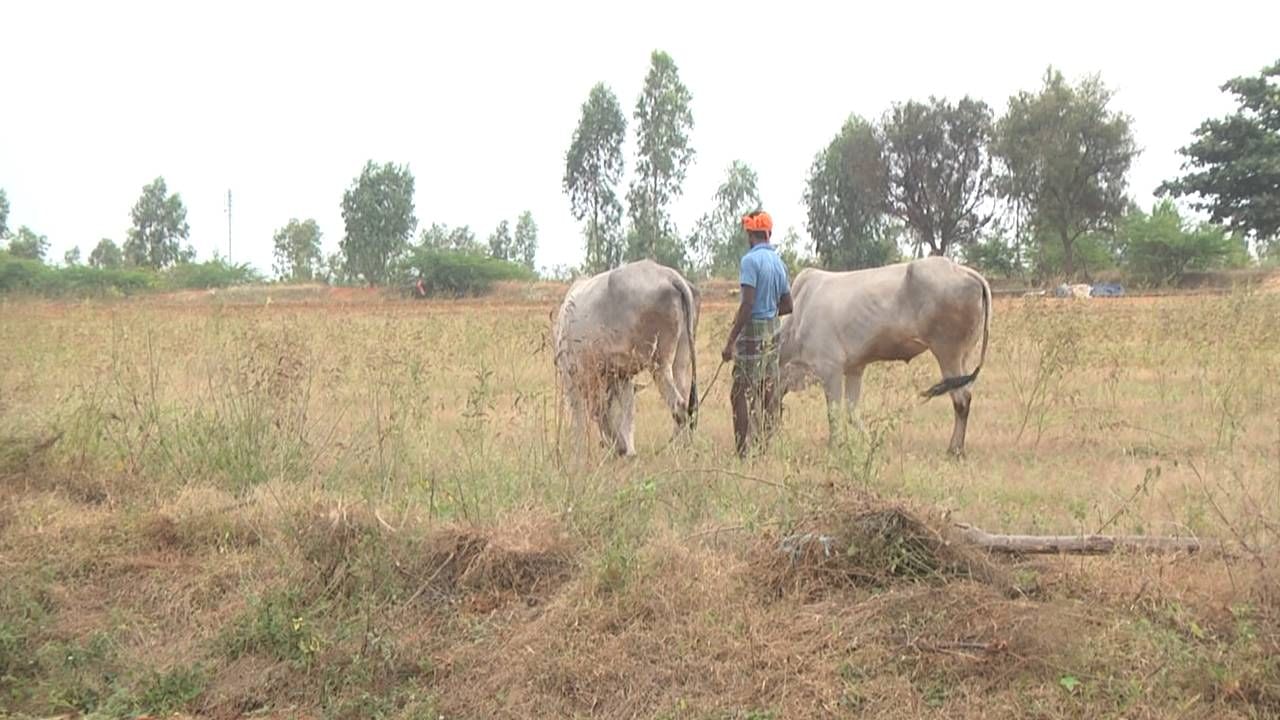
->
<box><xmin>760</xmin><ymin>374</ymin><xmax>779</xmax><ymax>446</ymax></box>
<box><xmin>759</xmin><ymin>336</ymin><xmax>782</xmax><ymax>446</ymax></box>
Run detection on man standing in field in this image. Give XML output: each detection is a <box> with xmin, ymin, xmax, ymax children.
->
<box><xmin>721</xmin><ymin>210</ymin><xmax>793</xmax><ymax>457</ymax></box>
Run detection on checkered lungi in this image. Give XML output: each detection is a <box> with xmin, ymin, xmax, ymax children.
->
<box><xmin>733</xmin><ymin>317</ymin><xmax>782</xmax><ymax>385</ymax></box>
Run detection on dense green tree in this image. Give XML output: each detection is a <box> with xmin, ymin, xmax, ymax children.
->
<box><xmin>1158</xmin><ymin>59</ymin><xmax>1280</xmax><ymax>258</ymax></box>
<box><xmin>6</xmin><ymin>226</ymin><xmax>49</xmax><ymax>262</ymax></box>
<box><xmin>124</xmin><ymin>177</ymin><xmax>190</xmax><ymax>269</ymax></box>
<box><xmin>513</xmin><ymin>211</ymin><xmax>538</xmax><ymax>270</ymax></box>
<box><xmin>63</xmin><ymin>247</ymin><xmax>82</xmax><ymax>266</ymax></box>
<box><xmin>401</xmin><ymin>247</ymin><xmax>535</xmax><ymax>298</ymax></box>
<box><xmin>1028</xmin><ymin>229</ymin><xmax>1118</xmax><ymax>281</ymax></box>
<box><xmin>420</xmin><ymin>223</ymin><xmax>482</xmax><ymax>254</ymax></box>
<box><xmin>564</xmin><ymin>83</ymin><xmax>627</xmax><ymax>274</ymax></box>
<box><xmin>804</xmin><ymin>116</ymin><xmax>898</xmax><ymax>270</ymax></box>
<box><xmin>272</xmin><ymin>218</ymin><xmax>323</xmax><ymax>282</ymax></box>
<box><xmin>487</xmin><ymin>220</ymin><xmax>513</xmax><ymax>261</ymax></box>
<box><xmin>1114</xmin><ymin>199</ymin><xmax>1249</xmax><ymax>284</ymax></box>
<box><xmin>89</xmin><ymin>238</ymin><xmax>123</xmax><ymax>269</ymax></box>
<box><xmin>883</xmin><ymin>96</ymin><xmax>995</xmax><ymax>257</ymax></box>
<box><xmin>690</xmin><ymin>161</ymin><xmax>762</xmax><ymax>277</ymax></box>
<box><xmin>962</xmin><ymin>233</ymin><xmax>1021</xmax><ymax>279</ymax></box>
<box><xmin>626</xmin><ymin>50</ymin><xmax>695</xmax><ymax>268</ymax></box>
<box><xmin>340</xmin><ymin>161</ymin><xmax>417</xmax><ymax>285</ymax></box>
<box><xmin>994</xmin><ymin>68</ymin><xmax>1137</xmax><ymax>280</ymax></box>
<box><xmin>0</xmin><ymin>189</ymin><xmax>9</xmax><ymax>239</ymax></box>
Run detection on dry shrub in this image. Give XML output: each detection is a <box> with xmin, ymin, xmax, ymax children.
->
<box><xmin>410</xmin><ymin>510</ymin><xmax>575</xmax><ymax>614</ymax></box>
<box><xmin>295</xmin><ymin>503</ymin><xmax>574</xmax><ymax>609</ymax></box>
<box><xmin>450</xmin><ymin>512</ymin><xmax>575</xmax><ymax>599</ymax></box>
<box><xmin>142</xmin><ymin>487</ymin><xmax>261</xmax><ymax>553</ymax></box>
<box><xmin>434</xmin><ymin>531</ymin><xmax>755</xmax><ymax>718</ymax></box>
<box><xmin>756</xmin><ymin>494</ymin><xmax>1012</xmax><ymax>600</ymax></box>
<box><xmin>431</xmin><ymin>529</ymin><xmax>1071</xmax><ymax>719</ymax></box>
<box><xmin>430</xmin><ymin>518</ymin><xmax>1168</xmax><ymax>719</ymax></box>
<box><xmin>291</xmin><ymin>502</ymin><xmax>401</xmax><ymax>599</ymax></box>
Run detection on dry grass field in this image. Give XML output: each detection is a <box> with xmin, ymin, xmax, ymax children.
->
<box><xmin>2</xmin><ymin>280</ymin><xmax>1279</xmax><ymax>719</ymax></box>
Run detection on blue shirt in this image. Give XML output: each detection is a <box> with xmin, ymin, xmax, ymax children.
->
<box><xmin>739</xmin><ymin>243</ymin><xmax>790</xmax><ymax>320</ymax></box>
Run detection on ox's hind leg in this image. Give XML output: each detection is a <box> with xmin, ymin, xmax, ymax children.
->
<box><xmin>933</xmin><ymin>352</ymin><xmax>973</xmax><ymax>457</ymax></box>
<box><xmin>948</xmin><ymin>385</ymin><xmax>972</xmax><ymax>458</ymax></box>
<box><xmin>653</xmin><ymin>362</ymin><xmax>691</xmax><ymax>433</ymax></box>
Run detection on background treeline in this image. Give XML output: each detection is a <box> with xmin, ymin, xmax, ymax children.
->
<box><xmin>3</xmin><ymin>56</ymin><xmax>1276</xmax><ymax>297</ymax></box>
<box><xmin>564</xmin><ymin>54</ymin><xmax>1279</xmax><ymax>286</ymax></box>
<box><xmin>0</xmin><ymin>167</ymin><xmax>536</xmax><ymax>298</ymax></box>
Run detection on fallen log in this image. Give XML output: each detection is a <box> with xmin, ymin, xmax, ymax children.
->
<box><xmin>953</xmin><ymin>524</ymin><xmax>1214</xmax><ymax>555</ymax></box>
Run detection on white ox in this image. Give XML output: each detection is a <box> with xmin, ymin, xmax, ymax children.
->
<box><xmin>552</xmin><ymin>259</ymin><xmax>700</xmax><ymax>457</ymax></box>
<box><xmin>779</xmin><ymin>256</ymin><xmax>991</xmax><ymax>456</ymax></box>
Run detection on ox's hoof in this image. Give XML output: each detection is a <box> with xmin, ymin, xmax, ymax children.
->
<box><xmin>947</xmin><ymin>446</ymin><xmax>966</xmax><ymax>460</ymax></box>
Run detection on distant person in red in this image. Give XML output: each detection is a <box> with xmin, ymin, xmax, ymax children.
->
<box><xmin>720</xmin><ymin>210</ymin><xmax>793</xmax><ymax>457</ymax></box>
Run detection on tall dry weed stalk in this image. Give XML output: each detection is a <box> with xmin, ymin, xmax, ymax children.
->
<box><xmin>1007</xmin><ymin>303</ymin><xmax>1081</xmax><ymax>447</ymax></box>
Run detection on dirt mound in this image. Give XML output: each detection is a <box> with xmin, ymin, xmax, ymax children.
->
<box><xmin>295</xmin><ymin>504</ymin><xmax>575</xmax><ymax>611</ymax></box>
<box><xmin>449</xmin><ymin>515</ymin><xmax>575</xmax><ymax>597</ymax></box>
<box><xmin>757</xmin><ymin>495</ymin><xmax>1015</xmax><ymax>600</ymax></box>
<box><xmin>143</xmin><ymin>488</ymin><xmax>261</xmax><ymax>553</ymax></box>
<box><xmin>431</xmin><ymin>522</ymin><xmax>1071</xmax><ymax>719</ymax></box>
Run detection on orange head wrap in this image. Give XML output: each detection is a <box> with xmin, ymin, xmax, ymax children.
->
<box><xmin>742</xmin><ymin>211</ymin><xmax>773</xmax><ymax>234</ymax></box>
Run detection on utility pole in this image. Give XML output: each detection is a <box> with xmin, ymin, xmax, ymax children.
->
<box><xmin>225</xmin><ymin>189</ymin><xmax>233</xmax><ymax>262</ymax></box>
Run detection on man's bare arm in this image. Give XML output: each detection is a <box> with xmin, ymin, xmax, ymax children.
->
<box><xmin>779</xmin><ymin>292</ymin><xmax>793</xmax><ymax>317</ymax></box>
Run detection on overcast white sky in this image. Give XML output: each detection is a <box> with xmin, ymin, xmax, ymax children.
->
<box><xmin>2</xmin><ymin>0</ymin><xmax>1277</xmax><ymax>275</ymax></box>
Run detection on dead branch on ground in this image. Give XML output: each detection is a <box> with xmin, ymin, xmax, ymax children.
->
<box><xmin>953</xmin><ymin>524</ymin><xmax>1214</xmax><ymax>555</ymax></box>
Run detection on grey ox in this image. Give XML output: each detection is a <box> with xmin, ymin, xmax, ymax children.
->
<box><xmin>779</xmin><ymin>256</ymin><xmax>991</xmax><ymax>456</ymax></box>
<box><xmin>552</xmin><ymin>259</ymin><xmax>700</xmax><ymax>457</ymax></box>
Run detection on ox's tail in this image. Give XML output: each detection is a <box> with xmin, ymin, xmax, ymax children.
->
<box><xmin>673</xmin><ymin>276</ymin><xmax>699</xmax><ymax>427</ymax></box>
<box><xmin>921</xmin><ymin>269</ymin><xmax>991</xmax><ymax>399</ymax></box>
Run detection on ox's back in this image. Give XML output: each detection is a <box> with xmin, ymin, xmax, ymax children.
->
<box><xmin>780</xmin><ymin>256</ymin><xmax>986</xmax><ymax>370</ymax></box>
<box><xmin>781</xmin><ymin>262</ymin><xmax>915</xmax><ymax>368</ymax></box>
<box><xmin>554</xmin><ymin>260</ymin><xmax>691</xmax><ymax>373</ymax></box>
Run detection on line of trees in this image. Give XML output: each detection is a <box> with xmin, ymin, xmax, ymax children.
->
<box><xmin>564</xmin><ymin>55</ymin><xmax>1279</xmax><ymax>285</ymax></box>
<box><xmin>4</xmin><ymin>58</ymin><xmax>1276</xmax><ymax>291</ymax></box>
<box><xmin>322</xmin><ymin>160</ymin><xmax>540</xmax><ymax>287</ymax></box>
<box><xmin>0</xmin><ymin>179</ymin><xmax>262</xmax><ymax>296</ymax></box>
<box><xmin>1</xmin><ymin>179</ymin><xmax>264</xmax><ymax>294</ymax></box>
<box><xmin>3</xmin><ymin>178</ymin><xmax>207</xmax><ymax>272</ymax></box>
<box><xmin>2</xmin><ymin>160</ymin><xmax>541</xmax><ymax>294</ymax></box>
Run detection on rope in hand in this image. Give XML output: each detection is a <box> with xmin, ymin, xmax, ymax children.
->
<box><xmin>658</xmin><ymin>356</ymin><xmax>729</xmax><ymax>454</ymax></box>
<box><xmin>699</xmin><ymin>357</ymin><xmax>731</xmax><ymax>405</ymax></box>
